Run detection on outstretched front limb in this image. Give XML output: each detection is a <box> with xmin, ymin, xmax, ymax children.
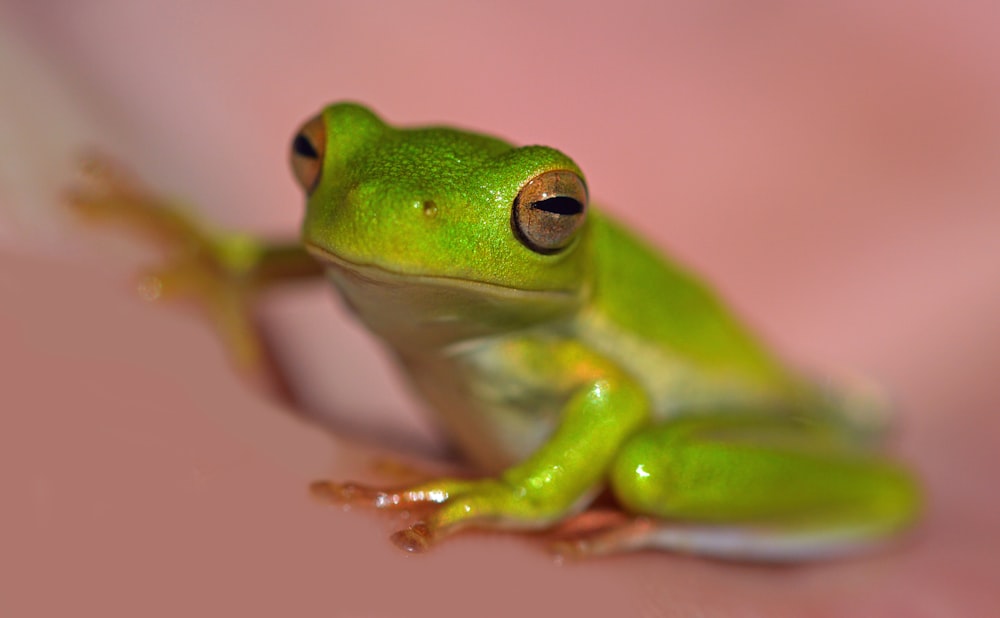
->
<box><xmin>68</xmin><ymin>154</ymin><xmax>324</xmax><ymax>390</ymax></box>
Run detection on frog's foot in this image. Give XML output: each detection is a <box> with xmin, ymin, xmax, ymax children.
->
<box><xmin>543</xmin><ymin>507</ymin><xmax>880</xmax><ymax>561</ymax></box>
<box><xmin>67</xmin><ymin>154</ymin><xmax>268</xmax><ymax>371</ymax></box>
<box><xmin>311</xmin><ymin>477</ymin><xmax>562</xmax><ymax>553</ymax></box>
<box><xmin>548</xmin><ymin>514</ymin><xmax>657</xmax><ymax>559</ymax></box>
<box><xmin>551</xmin><ymin>516</ymin><xmax>903</xmax><ymax>562</ymax></box>
<box><xmin>69</xmin><ymin>153</ymin><xmax>209</xmax><ymax>252</ymax></box>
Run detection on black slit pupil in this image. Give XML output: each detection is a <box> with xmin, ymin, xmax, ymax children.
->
<box><xmin>293</xmin><ymin>134</ymin><xmax>318</xmax><ymax>159</ymax></box>
<box><xmin>531</xmin><ymin>196</ymin><xmax>582</xmax><ymax>216</ymax></box>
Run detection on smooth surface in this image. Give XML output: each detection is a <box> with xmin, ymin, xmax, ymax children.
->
<box><xmin>2</xmin><ymin>2</ymin><xmax>999</xmax><ymax>616</ymax></box>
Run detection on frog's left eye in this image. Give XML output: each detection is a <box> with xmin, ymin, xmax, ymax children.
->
<box><xmin>512</xmin><ymin>170</ymin><xmax>588</xmax><ymax>254</ymax></box>
<box><xmin>290</xmin><ymin>114</ymin><xmax>327</xmax><ymax>195</ymax></box>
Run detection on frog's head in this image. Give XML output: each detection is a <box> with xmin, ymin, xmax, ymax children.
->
<box><xmin>291</xmin><ymin>102</ymin><xmax>592</xmax><ymax>346</ymax></box>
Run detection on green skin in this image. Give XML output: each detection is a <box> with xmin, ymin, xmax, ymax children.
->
<box><xmin>80</xmin><ymin>102</ymin><xmax>920</xmax><ymax>559</ymax></box>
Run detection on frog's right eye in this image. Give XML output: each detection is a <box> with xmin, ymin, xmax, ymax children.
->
<box><xmin>291</xmin><ymin>114</ymin><xmax>327</xmax><ymax>194</ymax></box>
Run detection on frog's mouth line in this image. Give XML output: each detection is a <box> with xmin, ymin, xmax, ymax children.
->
<box><xmin>304</xmin><ymin>242</ymin><xmax>577</xmax><ymax>302</ymax></box>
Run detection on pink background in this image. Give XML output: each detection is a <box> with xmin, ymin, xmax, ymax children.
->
<box><xmin>2</xmin><ymin>2</ymin><xmax>999</xmax><ymax>616</ymax></box>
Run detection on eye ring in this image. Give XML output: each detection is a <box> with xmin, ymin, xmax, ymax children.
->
<box><xmin>290</xmin><ymin>114</ymin><xmax>327</xmax><ymax>194</ymax></box>
<box><xmin>511</xmin><ymin>170</ymin><xmax>588</xmax><ymax>254</ymax></box>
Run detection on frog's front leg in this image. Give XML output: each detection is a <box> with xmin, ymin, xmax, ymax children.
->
<box><xmin>68</xmin><ymin>155</ymin><xmax>324</xmax><ymax>385</ymax></box>
<box><xmin>313</xmin><ymin>339</ymin><xmax>650</xmax><ymax>552</ymax></box>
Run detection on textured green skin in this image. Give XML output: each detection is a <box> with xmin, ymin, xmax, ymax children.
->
<box><xmin>304</xmin><ymin>103</ymin><xmax>587</xmax><ymax>294</ymax></box>
<box><xmin>297</xmin><ymin>103</ymin><xmax>919</xmax><ymax>554</ymax></box>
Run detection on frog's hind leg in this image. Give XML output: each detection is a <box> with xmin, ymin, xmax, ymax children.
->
<box><xmin>564</xmin><ymin>416</ymin><xmax>920</xmax><ymax>561</ymax></box>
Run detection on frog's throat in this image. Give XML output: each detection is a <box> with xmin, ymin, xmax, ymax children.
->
<box><xmin>304</xmin><ymin>242</ymin><xmax>578</xmax><ymax>302</ymax></box>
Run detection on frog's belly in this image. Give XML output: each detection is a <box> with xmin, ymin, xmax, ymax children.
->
<box><xmin>399</xmin><ymin>348</ymin><xmax>565</xmax><ymax>472</ymax></box>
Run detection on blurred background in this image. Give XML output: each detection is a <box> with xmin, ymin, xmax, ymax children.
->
<box><xmin>2</xmin><ymin>2</ymin><xmax>998</xmax><ymax>616</ymax></box>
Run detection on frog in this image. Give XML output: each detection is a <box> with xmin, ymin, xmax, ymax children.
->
<box><xmin>71</xmin><ymin>102</ymin><xmax>920</xmax><ymax>560</ymax></box>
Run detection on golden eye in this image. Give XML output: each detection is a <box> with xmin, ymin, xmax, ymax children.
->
<box><xmin>290</xmin><ymin>114</ymin><xmax>327</xmax><ymax>194</ymax></box>
<box><xmin>511</xmin><ymin>170</ymin><xmax>587</xmax><ymax>254</ymax></box>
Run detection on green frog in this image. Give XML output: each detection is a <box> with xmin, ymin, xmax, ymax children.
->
<box><xmin>73</xmin><ymin>102</ymin><xmax>920</xmax><ymax>560</ymax></box>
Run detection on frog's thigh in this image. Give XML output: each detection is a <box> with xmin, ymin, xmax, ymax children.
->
<box><xmin>604</xmin><ymin>416</ymin><xmax>920</xmax><ymax>560</ymax></box>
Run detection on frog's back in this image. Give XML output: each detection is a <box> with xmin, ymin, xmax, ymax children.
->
<box><xmin>580</xmin><ymin>211</ymin><xmax>799</xmax><ymax>407</ymax></box>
